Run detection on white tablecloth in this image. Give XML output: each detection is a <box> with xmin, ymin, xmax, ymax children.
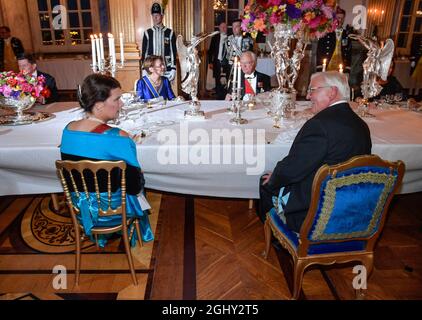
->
<box><xmin>1</xmin><ymin>101</ymin><xmax>422</xmax><ymax>197</ymax></box>
<box><xmin>37</xmin><ymin>58</ymin><xmax>92</xmax><ymax>90</ymax></box>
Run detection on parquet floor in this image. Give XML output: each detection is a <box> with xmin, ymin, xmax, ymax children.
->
<box><xmin>0</xmin><ymin>191</ymin><xmax>421</xmax><ymax>300</ymax></box>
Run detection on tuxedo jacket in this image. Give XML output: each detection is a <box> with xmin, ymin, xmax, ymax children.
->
<box><xmin>0</xmin><ymin>37</ymin><xmax>24</xmax><ymax>71</ymax></box>
<box><xmin>267</xmin><ymin>102</ymin><xmax>372</xmax><ymax>233</ymax></box>
<box><xmin>38</xmin><ymin>70</ymin><xmax>59</xmax><ymax>104</ymax></box>
<box><xmin>228</xmin><ymin>71</ymin><xmax>271</xmax><ymax>98</ymax></box>
<box><xmin>316</xmin><ymin>25</ymin><xmax>354</xmax><ymax>70</ymax></box>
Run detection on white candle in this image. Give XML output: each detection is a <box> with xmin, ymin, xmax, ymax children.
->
<box><xmin>120</xmin><ymin>32</ymin><xmax>125</xmax><ymax>66</ymax></box>
<box><xmin>237</xmin><ymin>61</ymin><xmax>241</xmax><ymax>90</ymax></box>
<box><xmin>322</xmin><ymin>58</ymin><xmax>327</xmax><ymax>72</ymax></box>
<box><xmin>108</xmin><ymin>33</ymin><xmax>116</xmax><ymax>67</ymax></box>
<box><xmin>99</xmin><ymin>33</ymin><xmax>105</xmax><ymax>61</ymax></box>
<box><xmin>90</xmin><ymin>35</ymin><xmax>97</xmax><ymax>72</ymax></box>
<box><xmin>339</xmin><ymin>64</ymin><xmax>343</xmax><ymax>73</ymax></box>
<box><xmin>232</xmin><ymin>57</ymin><xmax>238</xmax><ymax>90</ymax></box>
<box><xmin>94</xmin><ymin>35</ymin><xmax>101</xmax><ymax>69</ymax></box>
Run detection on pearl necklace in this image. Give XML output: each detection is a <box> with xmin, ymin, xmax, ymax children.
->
<box><xmin>87</xmin><ymin>116</ymin><xmax>106</xmax><ymax>124</ymax></box>
<box><xmin>149</xmin><ymin>76</ymin><xmax>162</xmax><ymax>88</ymax></box>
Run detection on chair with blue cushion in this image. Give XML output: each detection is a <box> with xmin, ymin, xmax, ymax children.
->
<box><xmin>56</xmin><ymin>160</ymin><xmax>142</xmax><ymax>286</ymax></box>
<box><xmin>264</xmin><ymin>154</ymin><xmax>405</xmax><ymax>299</ymax></box>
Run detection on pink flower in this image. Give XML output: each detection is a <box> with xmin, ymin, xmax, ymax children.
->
<box><xmin>321</xmin><ymin>4</ymin><xmax>334</xmax><ymax>19</ymax></box>
<box><xmin>269</xmin><ymin>13</ymin><xmax>281</xmax><ymax>25</ymax></box>
<box><xmin>253</xmin><ymin>18</ymin><xmax>267</xmax><ymax>32</ymax></box>
<box><xmin>308</xmin><ymin>16</ymin><xmax>321</xmax><ymax>29</ymax></box>
<box><xmin>21</xmin><ymin>83</ymin><xmax>33</xmax><ymax>93</ymax></box>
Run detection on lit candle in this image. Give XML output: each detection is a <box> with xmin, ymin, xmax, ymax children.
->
<box><xmin>120</xmin><ymin>33</ymin><xmax>125</xmax><ymax>66</ymax></box>
<box><xmin>99</xmin><ymin>33</ymin><xmax>105</xmax><ymax>61</ymax></box>
<box><xmin>94</xmin><ymin>35</ymin><xmax>101</xmax><ymax>69</ymax></box>
<box><xmin>108</xmin><ymin>33</ymin><xmax>115</xmax><ymax>66</ymax></box>
<box><xmin>339</xmin><ymin>64</ymin><xmax>343</xmax><ymax>73</ymax></box>
<box><xmin>322</xmin><ymin>58</ymin><xmax>327</xmax><ymax>72</ymax></box>
<box><xmin>237</xmin><ymin>60</ymin><xmax>241</xmax><ymax>91</ymax></box>
<box><xmin>90</xmin><ymin>35</ymin><xmax>97</xmax><ymax>72</ymax></box>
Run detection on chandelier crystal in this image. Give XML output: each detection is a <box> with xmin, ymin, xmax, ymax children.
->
<box><xmin>213</xmin><ymin>0</ymin><xmax>227</xmax><ymax>10</ymax></box>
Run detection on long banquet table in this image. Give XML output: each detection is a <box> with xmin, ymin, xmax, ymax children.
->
<box><xmin>1</xmin><ymin>100</ymin><xmax>422</xmax><ymax>198</ymax></box>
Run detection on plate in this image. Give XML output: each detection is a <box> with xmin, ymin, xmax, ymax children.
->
<box><xmin>0</xmin><ymin>111</ymin><xmax>56</xmax><ymax>126</ymax></box>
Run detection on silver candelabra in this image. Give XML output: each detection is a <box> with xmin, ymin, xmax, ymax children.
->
<box><xmin>92</xmin><ymin>56</ymin><xmax>124</xmax><ymax>77</ymax></box>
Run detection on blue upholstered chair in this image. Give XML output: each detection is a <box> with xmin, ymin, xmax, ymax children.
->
<box><xmin>264</xmin><ymin>155</ymin><xmax>405</xmax><ymax>299</ymax></box>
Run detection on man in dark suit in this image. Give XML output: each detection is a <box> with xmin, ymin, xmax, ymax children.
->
<box><xmin>208</xmin><ymin>21</ymin><xmax>228</xmax><ymax>100</ymax></box>
<box><xmin>258</xmin><ymin>71</ymin><xmax>372</xmax><ymax>233</ymax></box>
<box><xmin>316</xmin><ymin>7</ymin><xmax>354</xmax><ymax>73</ymax></box>
<box><xmin>225</xmin><ymin>51</ymin><xmax>271</xmax><ymax>101</ymax></box>
<box><xmin>0</xmin><ymin>26</ymin><xmax>24</xmax><ymax>72</ymax></box>
<box><xmin>17</xmin><ymin>53</ymin><xmax>59</xmax><ymax>104</ymax></box>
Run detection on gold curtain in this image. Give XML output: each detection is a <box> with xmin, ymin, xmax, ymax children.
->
<box><xmin>365</xmin><ymin>0</ymin><xmax>398</xmax><ymax>40</ymax></box>
<box><xmin>170</xmin><ymin>0</ymin><xmax>194</xmax><ymax>42</ymax></box>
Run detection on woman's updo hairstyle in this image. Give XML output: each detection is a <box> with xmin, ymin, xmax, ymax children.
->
<box><xmin>77</xmin><ymin>74</ymin><xmax>121</xmax><ymax>112</ymax></box>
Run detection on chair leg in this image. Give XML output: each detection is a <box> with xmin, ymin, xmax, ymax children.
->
<box><xmin>291</xmin><ymin>259</ymin><xmax>307</xmax><ymax>300</ymax></box>
<box><xmin>94</xmin><ymin>234</ymin><xmax>99</xmax><ymax>250</ymax></box>
<box><xmin>264</xmin><ymin>219</ymin><xmax>272</xmax><ymax>259</ymax></box>
<box><xmin>51</xmin><ymin>193</ymin><xmax>60</xmax><ymax>212</ymax></box>
<box><xmin>122</xmin><ymin>228</ymin><xmax>138</xmax><ymax>286</ymax></box>
<box><xmin>248</xmin><ymin>199</ymin><xmax>254</xmax><ymax>210</ymax></box>
<box><xmin>74</xmin><ymin>226</ymin><xmax>81</xmax><ymax>287</ymax></box>
<box><xmin>134</xmin><ymin>219</ymin><xmax>143</xmax><ymax>247</ymax></box>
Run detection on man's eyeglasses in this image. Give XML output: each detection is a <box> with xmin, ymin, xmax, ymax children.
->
<box><xmin>307</xmin><ymin>86</ymin><xmax>332</xmax><ymax>95</ymax></box>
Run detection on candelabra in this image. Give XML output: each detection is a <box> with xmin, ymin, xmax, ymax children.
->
<box><xmin>229</xmin><ymin>87</ymin><xmax>248</xmax><ymax>125</ymax></box>
<box><xmin>92</xmin><ymin>56</ymin><xmax>124</xmax><ymax>77</ymax></box>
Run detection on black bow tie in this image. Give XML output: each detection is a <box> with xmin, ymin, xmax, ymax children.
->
<box><xmin>245</xmin><ymin>74</ymin><xmax>256</xmax><ymax>80</ymax></box>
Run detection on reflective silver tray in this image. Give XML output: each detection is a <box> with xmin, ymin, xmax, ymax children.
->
<box><xmin>0</xmin><ymin>109</ymin><xmax>56</xmax><ymax>126</ymax></box>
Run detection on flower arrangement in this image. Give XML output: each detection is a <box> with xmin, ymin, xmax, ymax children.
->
<box><xmin>0</xmin><ymin>71</ymin><xmax>49</xmax><ymax>105</ymax></box>
<box><xmin>241</xmin><ymin>0</ymin><xmax>338</xmax><ymax>39</ymax></box>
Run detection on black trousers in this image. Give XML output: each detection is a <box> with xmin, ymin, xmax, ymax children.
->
<box><xmin>257</xmin><ymin>175</ymin><xmax>279</xmax><ymax>224</ymax></box>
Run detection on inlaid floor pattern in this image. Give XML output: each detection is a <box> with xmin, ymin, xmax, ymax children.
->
<box><xmin>1</xmin><ymin>192</ymin><xmax>422</xmax><ymax>300</ymax></box>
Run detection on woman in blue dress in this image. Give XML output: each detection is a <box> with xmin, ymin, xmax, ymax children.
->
<box><xmin>136</xmin><ymin>55</ymin><xmax>176</xmax><ymax>101</ymax></box>
<box><xmin>60</xmin><ymin>74</ymin><xmax>154</xmax><ymax>247</ymax></box>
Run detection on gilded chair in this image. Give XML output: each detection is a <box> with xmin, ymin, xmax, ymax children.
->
<box><xmin>56</xmin><ymin>160</ymin><xmax>142</xmax><ymax>286</ymax></box>
<box><xmin>264</xmin><ymin>155</ymin><xmax>405</xmax><ymax>299</ymax></box>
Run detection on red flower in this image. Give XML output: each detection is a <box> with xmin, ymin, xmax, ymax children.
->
<box><xmin>41</xmin><ymin>87</ymin><xmax>51</xmax><ymax>98</ymax></box>
<box><xmin>286</xmin><ymin>0</ymin><xmax>296</xmax><ymax>4</ymax></box>
<box><xmin>7</xmin><ymin>78</ymin><xmax>17</xmax><ymax>87</ymax></box>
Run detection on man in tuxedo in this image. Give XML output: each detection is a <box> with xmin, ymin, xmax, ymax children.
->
<box><xmin>141</xmin><ymin>2</ymin><xmax>177</xmax><ymax>82</ymax></box>
<box><xmin>222</xmin><ymin>19</ymin><xmax>254</xmax><ymax>86</ymax></box>
<box><xmin>258</xmin><ymin>71</ymin><xmax>372</xmax><ymax>233</ymax></box>
<box><xmin>17</xmin><ymin>53</ymin><xmax>59</xmax><ymax>104</ymax></box>
<box><xmin>207</xmin><ymin>21</ymin><xmax>228</xmax><ymax>99</ymax></box>
<box><xmin>316</xmin><ymin>7</ymin><xmax>354</xmax><ymax>73</ymax></box>
<box><xmin>225</xmin><ymin>51</ymin><xmax>271</xmax><ymax>101</ymax></box>
<box><xmin>0</xmin><ymin>26</ymin><xmax>24</xmax><ymax>72</ymax></box>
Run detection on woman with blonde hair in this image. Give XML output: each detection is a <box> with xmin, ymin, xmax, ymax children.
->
<box><xmin>136</xmin><ymin>55</ymin><xmax>175</xmax><ymax>101</ymax></box>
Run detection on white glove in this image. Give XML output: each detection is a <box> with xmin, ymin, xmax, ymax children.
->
<box><xmin>165</xmin><ymin>69</ymin><xmax>176</xmax><ymax>82</ymax></box>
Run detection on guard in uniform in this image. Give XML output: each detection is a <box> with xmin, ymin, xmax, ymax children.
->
<box><xmin>222</xmin><ymin>19</ymin><xmax>254</xmax><ymax>88</ymax></box>
<box><xmin>141</xmin><ymin>3</ymin><xmax>177</xmax><ymax>81</ymax></box>
<box><xmin>316</xmin><ymin>7</ymin><xmax>354</xmax><ymax>73</ymax></box>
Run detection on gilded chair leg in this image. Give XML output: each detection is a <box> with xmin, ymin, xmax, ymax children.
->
<box><xmin>248</xmin><ymin>199</ymin><xmax>254</xmax><ymax>210</ymax></box>
<box><xmin>264</xmin><ymin>219</ymin><xmax>272</xmax><ymax>259</ymax></box>
<box><xmin>291</xmin><ymin>259</ymin><xmax>306</xmax><ymax>300</ymax></box>
<box><xmin>74</xmin><ymin>226</ymin><xmax>81</xmax><ymax>287</ymax></box>
<box><xmin>122</xmin><ymin>227</ymin><xmax>138</xmax><ymax>286</ymax></box>
<box><xmin>134</xmin><ymin>219</ymin><xmax>143</xmax><ymax>247</ymax></box>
